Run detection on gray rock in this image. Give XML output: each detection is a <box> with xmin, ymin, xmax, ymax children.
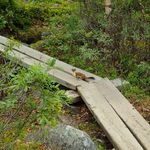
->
<box><xmin>65</xmin><ymin>90</ymin><xmax>81</xmax><ymax>103</ymax></box>
<box><xmin>111</xmin><ymin>78</ymin><xmax>129</xmax><ymax>89</ymax></box>
<box><xmin>25</xmin><ymin>124</ymin><xmax>98</xmax><ymax>150</ymax></box>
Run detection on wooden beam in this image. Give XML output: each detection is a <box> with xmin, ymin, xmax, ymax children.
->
<box><xmin>77</xmin><ymin>83</ymin><xmax>143</xmax><ymax>150</ymax></box>
<box><xmin>0</xmin><ymin>35</ymin><xmax>128</xmax><ymax>88</ymax></box>
<box><xmin>0</xmin><ymin>36</ymin><xmax>99</xmax><ymax>80</ymax></box>
<box><xmin>95</xmin><ymin>78</ymin><xmax>150</xmax><ymax>150</ymax></box>
<box><xmin>0</xmin><ymin>37</ymin><xmax>147</xmax><ymax>149</ymax></box>
<box><xmin>0</xmin><ymin>44</ymin><xmax>86</xmax><ymax>90</ymax></box>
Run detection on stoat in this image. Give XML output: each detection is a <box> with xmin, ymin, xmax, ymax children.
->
<box><xmin>71</xmin><ymin>68</ymin><xmax>95</xmax><ymax>81</ymax></box>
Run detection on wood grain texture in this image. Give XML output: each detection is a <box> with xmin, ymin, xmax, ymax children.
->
<box><xmin>0</xmin><ymin>35</ymin><xmax>128</xmax><ymax>88</ymax></box>
<box><xmin>95</xmin><ymin>78</ymin><xmax>150</xmax><ymax>150</ymax></box>
<box><xmin>0</xmin><ymin>36</ymin><xmax>99</xmax><ymax>80</ymax></box>
<box><xmin>77</xmin><ymin>83</ymin><xmax>143</xmax><ymax>150</ymax></box>
<box><xmin>0</xmin><ymin>44</ymin><xmax>85</xmax><ymax>90</ymax></box>
<box><xmin>0</xmin><ymin>36</ymin><xmax>148</xmax><ymax>149</ymax></box>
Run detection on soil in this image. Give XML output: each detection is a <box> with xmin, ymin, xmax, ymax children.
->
<box><xmin>62</xmin><ymin>98</ymin><xmax>150</xmax><ymax>149</ymax></box>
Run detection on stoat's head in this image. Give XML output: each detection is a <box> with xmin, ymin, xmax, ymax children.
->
<box><xmin>71</xmin><ymin>68</ymin><xmax>76</xmax><ymax>72</ymax></box>
<box><xmin>71</xmin><ymin>68</ymin><xmax>76</xmax><ymax>77</ymax></box>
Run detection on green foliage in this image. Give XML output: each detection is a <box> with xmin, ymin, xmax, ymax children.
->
<box><xmin>0</xmin><ymin>0</ymin><xmax>32</xmax><ymax>31</ymax></box>
<box><xmin>0</xmin><ymin>0</ymin><xmax>51</xmax><ymax>33</ymax></box>
<box><xmin>3</xmin><ymin>37</ymin><xmax>21</xmax><ymax>57</ymax></box>
<box><xmin>1</xmin><ymin>63</ymin><xmax>67</xmax><ymax>125</ymax></box>
<box><xmin>47</xmin><ymin>58</ymin><xmax>56</xmax><ymax>68</ymax></box>
<box><xmin>79</xmin><ymin>45</ymin><xmax>100</xmax><ymax>61</ymax></box>
<box><xmin>127</xmin><ymin>62</ymin><xmax>150</xmax><ymax>94</ymax></box>
<box><xmin>31</xmin><ymin>0</ymin><xmax>149</xmax><ymax>99</ymax></box>
<box><xmin>30</xmin><ymin>40</ymin><xmax>44</xmax><ymax>50</ymax></box>
<box><xmin>17</xmin><ymin>27</ymin><xmax>47</xmax><ymax>44</ymax></box>
<box><xmin>0</xmin><ymin>45</ymin><xmax>70</xmax><ymax>148</ymax></box>
<box><xmin>43</xmin><ymin>14</ymin><xmax>81</xmax><ymax>52</ymax></box>
<box><xmin>97</xmin><ymin>145</ymin><xmax>106</xmax><ymax>150</ymax></box>
<box><xmin>117</xmin><ymin>53</ymin><xmax>137</xmax><ymax>75</ymax></box>
<box><xmin>121</xmin><ymin>84</ymin><xmax>147</xmax><ymax>100</ymax></box>
<box><xmin>0</xmin><ymin>16</ymin><xmax>7</xmax><ymax>30</ymax></box>
<box><xmin>0</xmin><ymin>62</ymin><xmax>69</xmax><ymax>147</ymax></box>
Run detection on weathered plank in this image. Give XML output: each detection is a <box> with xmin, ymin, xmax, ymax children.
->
<box><xmin>0</xmin><ymin>44</ymin><xmax>85</xmax><ymax>90</ymax></box>
<box><xmin>0</xmin><ymin>35</ymin><xmax>128</xmax><ymax>88</ymax></box>
<box><xmin>0</xmin><ymin>36</ymin><xmax>99</xmax><ymax>80</ymax></box>
<box><xmin>95</xmin><ymin>78</ymin><xmax>150</xmax><ymax>150</ymax></box>
<box><xmin>0</xmin><ymin>36</ymin><xmax>148</xmax><ymax>149</ymax></box>
<box><xmin>77</xmin><ymin>83</ymin><xmax>143</xmax><ymax>150</ymax></box>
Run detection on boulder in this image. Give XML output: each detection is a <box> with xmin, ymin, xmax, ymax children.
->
<box><xmin>25</xmin><ymin>124</ymin><xmax>98</xmax><ymax>150</ymax></box>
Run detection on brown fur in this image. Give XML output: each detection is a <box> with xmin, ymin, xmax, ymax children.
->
<box><xmin>71</xmin><ymin>68</ymin><xmax>95</xmax><ymax>80</ymax></box>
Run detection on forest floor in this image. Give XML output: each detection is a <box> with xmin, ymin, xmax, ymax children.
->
<box><xmin>62</xmin><ymin>97</ymin><xmax>150</xmax><ymax>149</ymax></box>
<box><xmin>0</xmin><ymin>52</ymin><xmax>149</xmax><ymax>149</ymax></box>
<box><xmin>0</xmin><ymin>1</ymin><xmax>149</xmax><ymax>149</ymax></box>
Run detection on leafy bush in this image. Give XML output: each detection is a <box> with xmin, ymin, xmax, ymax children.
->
<box><xmin>36</xmin><ymin>0</ymin><xmax>149</xmax><ymax>97</ymax></box>
<box><xmin>0</xmin><ymin>0</ymin><xmax>50</xmax><ymax>33</ymax></box>
<box><xmin>0</xmin><ymin>0</ymin><xmax>32</xmax><ymax>31</ymax></box>
<box><xmin>0</xmin><ymin>45</ymin><xmax>69</xmax><ymax>148</ymax></box>
<box><xmin>121</xmin><ymin>84</ymin><xmax>148</xmax><ymax>101</ymax></box>
<box><xmin>0</xmin><ymin>16</ymin><xmax>7</xmax><ymax>30</ymax></box>
<box><xmin>1</xmin><ymin>0</ymin><xmax>149</xmax><ymax>98</ymax></box>
<box><xmin>127</xmin><ymin>62</ymin><xmax>150</xmax><ymax>94</ymax></box>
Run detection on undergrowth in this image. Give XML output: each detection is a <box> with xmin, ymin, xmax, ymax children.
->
<box><xmin>0</xmin><ymin>42</ymin><xmax>70</xmax><ymax>149</ymax></box>
<box><xmin>0</xmin><ymin>1</ymin><xmax>149</xmax><ymax>149</ymax></box>
<box><xmin>1</xmin><ymin>0</ymin><xmax>149</xmax><ymax>99</ymax></box>
<box><xmin>37</xmin><ymin>0</ymin><xmax>149</xmax><ymax>99</ymax></box>
<box><xmin>0</xmin><ymin>0</ymin><xmax>149</xmax><ymax>103</ymax></box>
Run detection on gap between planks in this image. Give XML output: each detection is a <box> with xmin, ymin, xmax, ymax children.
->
<box><xmin>94</xmin><ymin>78</ymin><xmax>150</xmax><ymax>150</ymax></box>
<box><xmin>0</xmin><ymin>36</ymin><xmax>148</xmax><ymax>150</ymax></box>
<box><xmin>77</xmin><ymin>83</ymin><xmax>143</xmax><ymax>150</ymax></box>
<box><xmin>0</xmin><ymin>35</ymin><xmax>128</xmax><ymax>89</ymax></box>
<box><xmin>0</xmin><ymin>43</ymin><xmax>86</xmax><ymax>90</ymax></box>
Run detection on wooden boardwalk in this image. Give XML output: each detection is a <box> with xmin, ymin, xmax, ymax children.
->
<box><xmin>0</xmin><ymin>36</ymin><xmax>150</xmax><ymax>150</ymax></box>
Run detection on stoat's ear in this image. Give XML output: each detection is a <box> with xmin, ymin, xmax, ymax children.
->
<box><xmin>72</xmin><ymin>68</ymin><xmax>76</xmax><ymax>72</ymax></box>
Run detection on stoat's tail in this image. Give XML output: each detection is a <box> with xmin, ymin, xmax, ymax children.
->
<box><xmin>86</xmin><ymin>77</ymin><xmax>95</xmax><ymax>80</ymax></box>
<box><xmin>84</xmin><ymin>76</ymin><xmax>95</xmax><ymax>82</ymax></box>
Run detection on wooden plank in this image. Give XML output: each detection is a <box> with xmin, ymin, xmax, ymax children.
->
<box><xmin>0</xmin><ymin>36</ymin><xmax>99</xmax><ymax>80</ymax></box>
<box><xmin>0</xmin><ymin>44</ymin><xmax>85</xmax><ymax>90</ymax></box>
<box><xmin>95</xmin><ymin>78</ymin><xmax>150</xmax><ymax>150</ymax></box>
<box><xmin>77</xmin><ymin>83</ymin><xmax>143</xmax><ymax>150</ymax></box>
<box><xmin>0</xmin><ymin>35</ymin><xmax>128</xmax><ymax>88</ymax></box>
<box><xmin>0</xmin><ymin>38</ymin><xmax>145</xmax><ymax>149</ymax></box>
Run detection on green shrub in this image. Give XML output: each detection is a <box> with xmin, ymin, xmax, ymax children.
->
<box><xmin>127</xmin><ymin>62</ymin><xmax>150</xmax><ymax>94</ymax></box>
<box><xmin>78</xmin><ymin>0</ymin><xmax>149</xmax><ymax>64</ymax></box>
<box><xmin>0</xmin><ymin>16</ymin><xmax>7</xmax><ymax>30</ymax></box>
<box><xmin>0</xmin><ymin>41</ymin><xmax>71</xmax><ymax>148</ymax></box>
<box><xmin>17</xmin><ymin>27</ymin><xmax>46</xmax><ymax>44</ymax></box>
<box><xmin>0</xmin><ymin>0</ymin><xmax>50</xmax><ymax>33</ymax></box>
<box><xmin>0</xmin><ymin>61</ymin><xmax>69</xmax><ymax>148</ymax></box>
<box><xmin>121</xmin><ymin>84</ymin><xmax>147</xmax><ymax>100</ymax></box>
<box><xmin>0</xmin><ymin>0</ymin><xmax>32</xmax><ymax>32</ymax></box>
